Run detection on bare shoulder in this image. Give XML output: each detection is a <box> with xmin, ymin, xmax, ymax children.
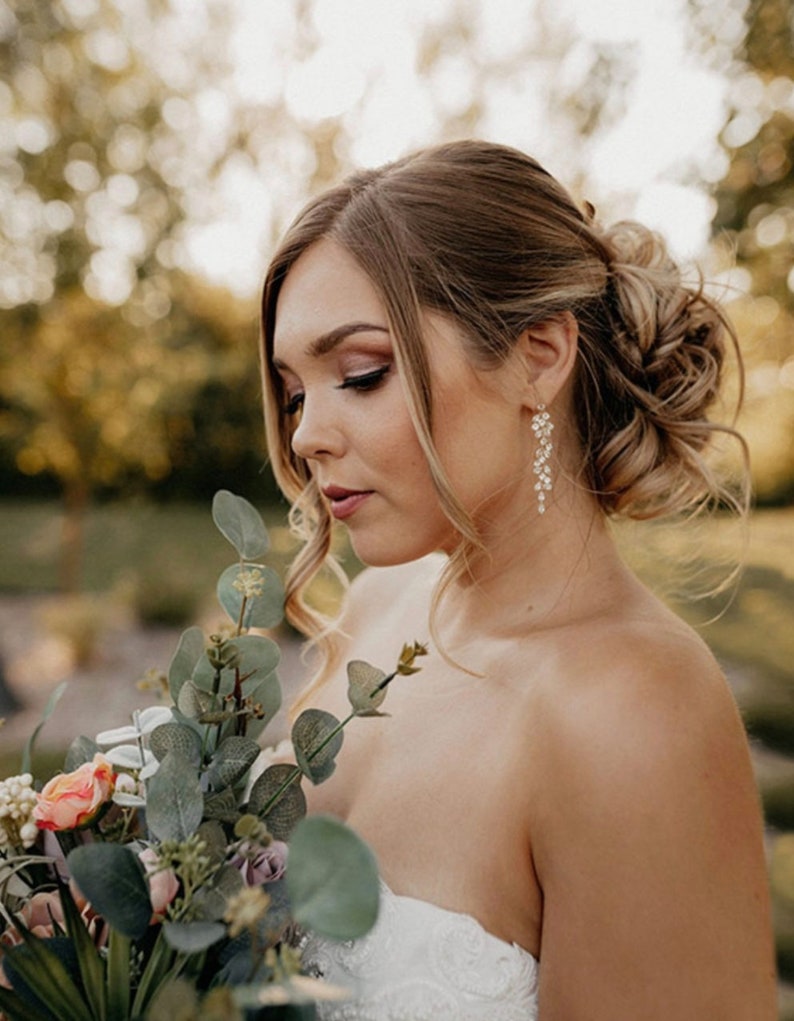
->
<box><xmin>529</xmin><ymin>612</ymin><xmax>776</xmax><ymax>1018</ymax></box>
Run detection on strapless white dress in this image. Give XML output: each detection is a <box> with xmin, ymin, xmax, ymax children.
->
<box><xmin>301</xmin><ymin>880</ymin><xmax>540</xmax><ymax>1020</ymax></box>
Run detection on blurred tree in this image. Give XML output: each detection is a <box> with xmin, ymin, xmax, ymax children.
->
<box><xmin>0</xmin><ymin>0</ymin><xmax>251</xmax><ymax>587</ymax></box>
<box><xmin>0</xmin><ymin>0</ymin><xmax>639</xmax><ymax>589</ymax></box>
<box><xmin>689</xmin><ymin>0</ymin><xmax>794</xmax><ymax>501</ymax></box>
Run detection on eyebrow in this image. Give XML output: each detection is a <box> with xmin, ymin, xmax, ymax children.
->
<box><xmin>273</xmin><ymin>321</ymin><xmax>390</xmax><ymax>368</ymax></box>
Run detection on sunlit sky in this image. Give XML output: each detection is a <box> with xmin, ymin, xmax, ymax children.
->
<box><xmin>184</xmin><ymin>0</ymin><xmax>744</xmax><ymax>296</ymax></box>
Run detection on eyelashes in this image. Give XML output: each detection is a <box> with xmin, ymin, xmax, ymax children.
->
<box><xmin>281</xmin><ymin>364</ymin><xmax>391</xmax><ymax>416</ymax></box>
<box><xmin>337</xmin><ymin>365</ymin><xmax>391</xmax><ymax>393</ymax></box>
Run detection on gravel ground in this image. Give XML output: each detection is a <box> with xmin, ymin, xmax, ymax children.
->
<box><xmin>0</xmin><ymin>594</ymin><xmax>306</xmax><ymax>759</ymax></box>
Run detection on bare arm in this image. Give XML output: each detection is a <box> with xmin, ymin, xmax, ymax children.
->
<box><xmin>531</xmin><ymin>633</ymin><xmax>776</xmax><ymax>1020</ymax></box>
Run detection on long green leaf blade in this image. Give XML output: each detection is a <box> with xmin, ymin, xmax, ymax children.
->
<box><xmin>0</xmin><ymin>985</ymin><xmax>49</xmax><ymax>1021</ymax></box>
<box><xmin>21</xmin><ymin>681</ymin><xmax>67</xmax><ymax>774</ymax></box>
<box><xmin>106</xmin><ymin>929</ymin><xmax>131</xmax><ymax>1021</ymax></box>
<box><xmin>58</xmin><ymin>884</ymin><xmax>106</xmax><ymax>1020</ymax></box>
<box><xmin>3</xmin><ymin>923</ymin><xmax>94</xmax><ymax>1021</ymax></box>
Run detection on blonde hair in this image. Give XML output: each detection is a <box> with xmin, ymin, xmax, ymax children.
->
<box><xmin>260</xmin><ymin>140</ymin><xmax>747</xmax><ymax>669</ymax></box>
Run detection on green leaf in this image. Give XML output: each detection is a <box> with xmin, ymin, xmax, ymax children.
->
<box><xmin>162</xmin><ymin>920</ymin><xmax>226</xmax><ymax>953</ymax></box>
<box><xmin>0</xmin><ymin>936</ymin><xmax>88</xmax><ymax>1021</ymax></box>
<box><xmin>146</xmin><ymin>750</ymin><xmax>204</xmax><ymax>842</ymax></box>
<box><xmin>203</xmin><ymin>787</ymin><xmax>240</xmax><ymax>825</ymax></box>
<box><xmin>22</xmin><ymin>681</ymin><xmax>67</xmax><ymax>775</ymax></box>
<box><xmin>68</xmin><ymin>843</ymin><xmax>152</xmax><ymax>941</ymax></box>
<box><xmin>63</xmin><ymin>735</ymin><xmax>100</xmax><ymax>772</ymax></box>
<box><xmin>176</xmin><ymin>679</ymin><xmax>216</xmax><ymax>720</ymax></box>
<box><xmin>292</xmin><ymin>709</ymin><xmax>344</xmax><ymax>785</ymax></box>
<box><xmin>287</xmin><ymin>815</ymin><xmax>379</xmax><ymax>941</ymax></box>
<box><xmin>212</xmin><ymin>490</ymin><xmax>270</xmax><ymax>559</ymax></box>
<box><xmin>149</xmin><ymin>721</ymin><xmax>202</xmax><ymax>765</ymax></box>
<box><xmin>143</xmin><ymin>978</ymin><xmax>199</xmax><ymax>1021</ymax></box>
<box><xmin>58</xmin><ymin>883</ymin><xmax>106</xmax><ymax>1019</ymax></box>
<box><xmin>192</xmin><ymin>634</ymin><xmax>281</xmax><ymax>702</ymax></box>
<box><xmin>206</xmin><ymin>735</ymin><xmax>260</xmax><ymax>791</ymax></box>
<box><xmin>106</xmin><ymin>929</ymin><xmax>131</xmax><ymax>1021</ymax></box>
<box><xmin>168</xmin><ymin>626</ymin><xmax>205</xmax><ymax>702</ymax></box>
<box><xmin>347</xmin><ymin>660</ymin><xmax>389</xmax><ymax>716</ymax></box>
<box><xmin>0</xmin><ymin>985</ymin><xmax>46</xmax><ymax>1021</ymax></box>
<box><xmin>197</xmin><ymin>819</ymin><xmax>229</xmax><ymax>864</ymax></box>
<box><xmin>216</xmin><ymin>563</ymin><xmax>284</xmax><ymax>630</ymax></box>
<box><xmin>191</xmin><ymin>863</ymin><xmax>244</xmax><ymax>921</ymax></box>
<box><xmin>247</xmin><ymin>764</ymin><xmax>306</xmax><ymax>841</ymax></box>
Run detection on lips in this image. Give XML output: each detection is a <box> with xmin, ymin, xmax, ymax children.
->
<box><xmin>322</xmin><ymin>485</ymin><xmax>374</xmax><ymax>521</ymax></box>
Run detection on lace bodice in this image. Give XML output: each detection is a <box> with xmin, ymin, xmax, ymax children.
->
<box><xmin>301</xmin><ymin>880</ymin><xmax>539</xmax><ymax>1020</ymax></box>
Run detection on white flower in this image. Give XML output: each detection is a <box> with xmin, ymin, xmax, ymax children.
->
<box><xmin>95</xmin><ymin>706</ymin><xmax>173</xmax><ymax>746</ymax></box>
<box><xmin>0</xmin><ymin>772</ymin><xmax>38</xmax><ymax>850</ymax></box>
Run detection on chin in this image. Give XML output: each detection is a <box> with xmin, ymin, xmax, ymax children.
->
<box><xmin>349</xmin><ymin>536</ymin><xmax>441</xmax><ymax>569</ymax></box>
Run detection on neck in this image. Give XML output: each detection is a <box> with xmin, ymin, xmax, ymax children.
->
<box><xmin>436</xmin><ymin>474</ymin><xmax>629</xmax><ymax>649</ymax></box>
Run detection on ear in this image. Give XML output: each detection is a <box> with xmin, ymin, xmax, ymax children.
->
<box><xmin>515</xmin><ymin>311</ymin><xmax>579</xmax><ymax>409</ymax></box>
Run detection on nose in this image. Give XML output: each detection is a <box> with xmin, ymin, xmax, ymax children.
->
<box><xmin>290</xmin><ymin>395</ymin><xmax>345</xmax><ymax>461</ymax></box>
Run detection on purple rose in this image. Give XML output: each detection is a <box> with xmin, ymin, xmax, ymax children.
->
<box><xmin>232</xmin><ymin>840</ymin><xmax>288</xmax><ymax>884</ymax></box>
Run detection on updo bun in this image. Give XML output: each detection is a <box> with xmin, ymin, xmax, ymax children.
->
<box><xmin>575</xmin><ymin>220</ymin><xmax>744</xmax><ymax>519</ymax></box>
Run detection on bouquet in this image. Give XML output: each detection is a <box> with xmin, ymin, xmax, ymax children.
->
<box><xmin>0</xmin><ymin>491</ymin><xmax>425</xmax><ymax>1020</ymax></box>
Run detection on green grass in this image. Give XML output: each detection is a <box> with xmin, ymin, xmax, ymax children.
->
<box><xmin>0</xmin><ymin>497</ymin><xmax>300</xmax><ymax>613</ymax></box>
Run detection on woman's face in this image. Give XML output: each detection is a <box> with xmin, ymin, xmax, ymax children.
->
<box><xmin>271</xmin><ymin>239</ymin><xmax>529</xmax><ymax>567</ymax></box>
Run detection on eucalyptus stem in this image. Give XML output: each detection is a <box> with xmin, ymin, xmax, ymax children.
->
<box><xmin>235</xmin><ymin>592</ymin><xmax>248</xmax><ymax>636</ymax></box>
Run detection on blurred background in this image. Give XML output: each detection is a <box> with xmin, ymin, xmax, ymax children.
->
<box><xmin>1</xmin><ymin>0</ymin><xmax>794</xmax><ymax>1012</ymax></box>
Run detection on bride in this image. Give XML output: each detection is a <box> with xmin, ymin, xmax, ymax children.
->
<box><xmin>260</xmin><ymin>140</ymin><xmax>776</xmax><ymax>1019</ymax></box>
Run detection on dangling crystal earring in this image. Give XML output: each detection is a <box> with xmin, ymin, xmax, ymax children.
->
<box><xmin>531</xmin><ymin>403</ymin><xmax>554</xmax><ymax>514</ymax></box>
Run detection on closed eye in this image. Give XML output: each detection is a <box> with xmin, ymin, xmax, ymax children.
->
<box><xmin>337</xmin><ymin>365</ymin><xmax>391</xmax><ymax>393</ymax></box>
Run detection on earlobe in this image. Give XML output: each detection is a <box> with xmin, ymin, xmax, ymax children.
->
<box><xmin>518</xmin><ymin>311</ymin><xmax>579</xmax><ymax>408</ymax></box>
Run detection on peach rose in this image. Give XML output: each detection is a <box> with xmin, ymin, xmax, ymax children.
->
<box><xmin>138</xmin><ymin>848</ymin><xmax>179</xmax><ymax>923</ymax></box>
<box><xmin>33</xmin><ymin>754</ymin><xmax>116</xmax><ymax>831</ymax></box>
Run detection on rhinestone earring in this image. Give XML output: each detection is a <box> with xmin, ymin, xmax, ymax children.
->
<box><xmin>531</xmin><ymin>403</ymin><xmax>554</xmax><ymax>514</ymax></box>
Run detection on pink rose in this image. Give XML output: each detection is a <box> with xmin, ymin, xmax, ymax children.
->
<box><xmin>138</xmin><ymin>847</ymin><xmax>179</xmax><ymax>923</ymax></box>
<box><xmin>33</xmin><ymin>754</ymin><xmax>116</xmax><ymax>831</ymax></box>
<box><xmin>231</xmin><ymin>840</ymin><xmax>288</xmax><ymax>885</ymax></box>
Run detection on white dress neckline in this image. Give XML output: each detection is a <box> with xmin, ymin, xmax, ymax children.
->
<box><xmin>302</xmin><ymin>878</ymin><xmax>540</xmax><ymax>1019</ymax></box>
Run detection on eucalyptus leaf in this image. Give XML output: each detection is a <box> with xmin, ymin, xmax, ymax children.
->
<box><xmin>247</xmin><ymin>764</ymin><xmax>306</xmax><ymax>841</ymax></box>
<box><xmin>197</xmin><ymin>819</ymin><xmax>228</xmax><ymax>864</ymax></box>
<box><xmin>177</xmin><ymin>679</ymin><xmax>217</xmax><ymax>720</ymax></box>
<box><xmin>292</xmin><ymin>709</ymin><xmax>343</xmax><ymax>785</ymax></box>
<box><xmin>347</xmin><ymin>660</ymin><xmax>389</xmax><ymax>716</ymax></box>
<box><xmin>68</xmin><ymin>843</ymin><xmax>152</xmax><ymax>940</ymax></box>
<box><xmin>144</xmin><ymin>978</ymin><xmax>199</xmax><ymax>1021</ymax></box>
<box><xmin>167</xmin><ymin>626</ymin><xmax>205</xmax><ymax>702</ymax></box>
<box><xmin>203</xmin><ymin>787</ymin><xmax>241</xmax><ymax>825</ymax></box>
<box><xmin>287</xmin><ymin>815</ymin><xmax>379</xmax><ymax>941</ymax></box>
<box><xmin>146</xmin><ymin>750</ymin><xmax>204</xmax><ymax>842</ymax></box>
<box><xmin>206</xmin><ymin>736</ymin><xmax>260</xmax><ymax>791</ymax></box>
<box><xmin>244</xmin><ymin>671</ymin><xmax>282</xmax><ymax>724</ymax></box>
<box><xmin>217</xmin><ymin>563</ymin><xmax>284</xmax><ymax>630</ymax></box>
<box><xmin>162</xmin><ymin>920</ymin><xmax>227</xmax><ymax>953</ymax></box>
<box><xmin>191</xmin><ymin>634</ymin><xmax>282</xmax><ymax>727</ymax></box>
<box><xmin>191</xmin><ymin>864</ymin><xmax>244</xmax><ymax>921</ymax></box>
<box><xmin>212</xmin><ymin>489</ymin><xmax>270</xmax><ymax>559</ymax></box>
<box><xmin>64</xmin><ymin>735</ymin><xmax>100</xmax><ymax>772</ymax></box>
<box><xmin>149</xmin><ymin>721</ymin><xmax>202</xmax><ymax>765</ymax></box>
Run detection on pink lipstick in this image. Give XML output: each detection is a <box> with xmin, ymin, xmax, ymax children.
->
<box><xmin>322</xmin><ymin>485</ymin><xmax>373</xmax><ymax>521</ymax></box>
